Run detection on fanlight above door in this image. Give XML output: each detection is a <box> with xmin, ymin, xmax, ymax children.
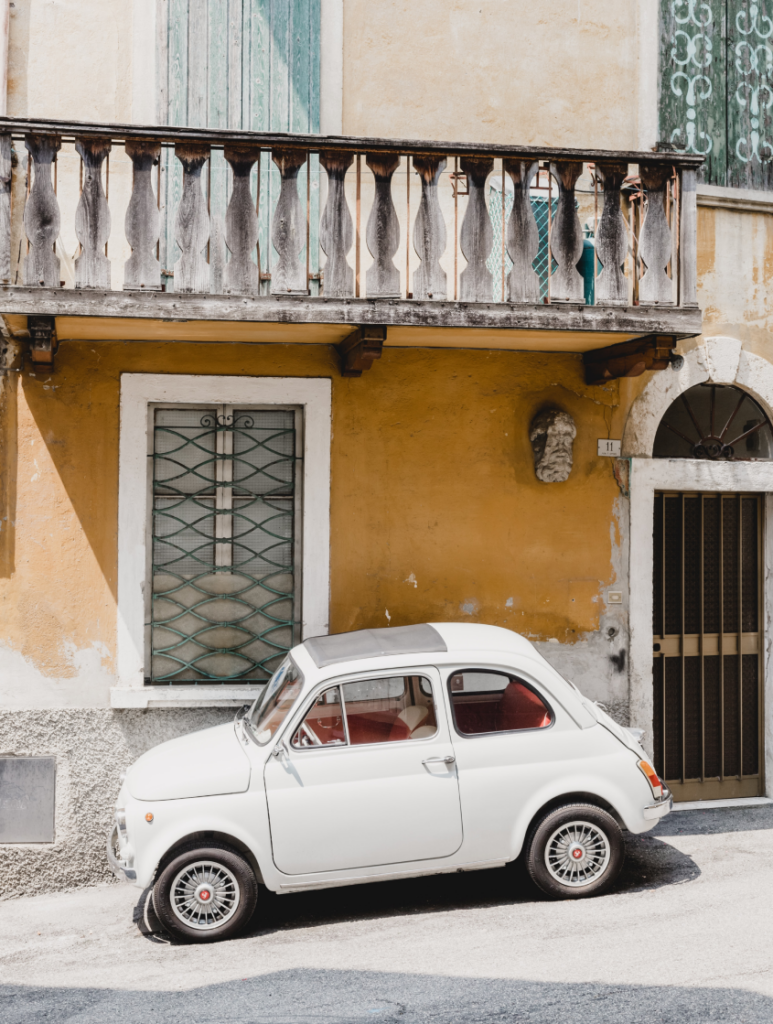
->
<box><xmin>653</xmin><ymin>384</ymin><xmax>773</xmax><ymax>461</ymax></box>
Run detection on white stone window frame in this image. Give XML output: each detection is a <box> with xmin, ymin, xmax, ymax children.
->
<box><xmin>113</xmin><ymin>374</ymin><xmax>331</xmax><ymax>709</ymax></box>
<box><xmin>624</xmin><ymin>337</ymin><xmax>773</xmax><ymax>795</ymax></box>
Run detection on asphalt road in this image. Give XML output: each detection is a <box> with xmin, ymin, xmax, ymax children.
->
<box><xmin>1</xmin><ymin>806</ymin><xmax>772</xmax><ymax>1023</ymax></box>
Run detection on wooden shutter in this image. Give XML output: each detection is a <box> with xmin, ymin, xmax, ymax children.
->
<box><xmin>659</xmin><ymin>1</ymin><xmax>773</xmax><ymax>190</ymax></box>
<box><xmin>158</xmin><ymin>0</ymin><xmax>321</xmax><ymax>290</ymax></box>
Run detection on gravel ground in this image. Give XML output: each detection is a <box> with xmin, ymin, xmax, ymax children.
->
<box><xmin>1</xmin><ymin>807</ymin><xmax>772</xmax><ymax>1023</ymax></box>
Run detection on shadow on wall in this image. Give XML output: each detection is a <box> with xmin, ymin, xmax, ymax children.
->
<box><xmin>0</xmin><ymin>371</ymin><xmax>18</xmax><ymax>578</ymax></box>
<box><xmin>5</xmin><ymin>970</ymin><xmax>772</xmax><ymax>1024</ymax></box>
<box><xmin>20</xmin><ymin>366</ymin><xmax>120</xmax><ymax>598</ymax></box>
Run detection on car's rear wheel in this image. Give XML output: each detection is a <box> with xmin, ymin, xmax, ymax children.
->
<box><xmin>152</xmin><ymin>843</ymin><xmax>257</xmax><ymax>942</ymax></box>
<box><xmin>523</xmin><ymin>803</ymin><xmax>624</xmax><ymax>899</ymax></box>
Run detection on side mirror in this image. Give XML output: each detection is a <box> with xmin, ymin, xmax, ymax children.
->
<box><xmin>272</xmin><ymin>741</ymin><xmax>289</xmax><ymax>760</ymax></box>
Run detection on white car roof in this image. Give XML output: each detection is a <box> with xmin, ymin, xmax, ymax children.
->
<box><xmin>295</xmin><ymin>622</ymin><xmax>596</xmax><ymax>730</ymax></box>
<box><xmin>302</xmin><ymin>622</ymin><xmax>537</xmax><ymax>670</ymax></box>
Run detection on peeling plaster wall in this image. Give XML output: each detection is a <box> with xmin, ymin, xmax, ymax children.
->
<box><xmin>1</xmin><ymin>340</ymin><xmax>628</xmax><ymax>693</ymax></box>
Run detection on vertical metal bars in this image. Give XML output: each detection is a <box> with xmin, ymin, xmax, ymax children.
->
<box><xmin>653</xmin><ymin>492</ymin><xmax>763</xmax><ymax>800</ymax></box>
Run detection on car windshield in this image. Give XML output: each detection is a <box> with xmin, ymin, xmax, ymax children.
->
<box><xmin>248</xmin><ymin>658</ymin><xmax>304</xmax><ymax>745</ymax></box>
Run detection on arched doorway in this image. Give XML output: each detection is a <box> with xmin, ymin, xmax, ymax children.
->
<box><xmin>644</xmin><ymin>375</ymin><xmax>773</xmax><ymax>801</ymax></box>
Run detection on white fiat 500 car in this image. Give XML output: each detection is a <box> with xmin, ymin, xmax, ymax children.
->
<box><xmin>108</xmin><ymin>623</ymin><xmax>671</xmax><ymax>942</ymax></box>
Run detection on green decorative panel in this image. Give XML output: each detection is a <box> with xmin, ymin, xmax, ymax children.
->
<box><xmin>660</xmin><ymin>1</ymin><xmax>773</xmax><ymax>189</ymax></box>
<box><xmin>150</xmin><ymin>407</ymin><xmax>300</xmax><ymax>684</ymax></box>
<box><xmin>159</xmin><ymin>0</ymin><xmax>320</xmax><ymax>291</ymax></box>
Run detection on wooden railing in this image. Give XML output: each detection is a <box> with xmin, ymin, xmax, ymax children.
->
<box><xmin>0</xmin><ymin>117</ymin><xmax>703</xmax><ymax>312</ymax></box>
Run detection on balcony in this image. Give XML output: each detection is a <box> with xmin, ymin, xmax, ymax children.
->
<box><xmin>0</xmin><ymin>117</ymin><xmax>703</xmax><ymax>377</ymax></box>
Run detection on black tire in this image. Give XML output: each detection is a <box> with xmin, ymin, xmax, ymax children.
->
<box><xmin>152</xmin><ymin>842</ymin><xmax>258</xmax><ymax>943</ymax></box>
<box><xmin>523</xmin><ymin>802</ymin><xmax>625</xmax><ymax>899</ymax></box>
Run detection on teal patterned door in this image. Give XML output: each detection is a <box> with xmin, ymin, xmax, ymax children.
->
<box><xmin>158</xmin><ymin>0</ymin><xmax>321</xmax><ymax>291</ymax></box>
<box><xmin>660</xmin><ymin>1</ymin><xmax>773</xmax><ymax>189</ymax></box>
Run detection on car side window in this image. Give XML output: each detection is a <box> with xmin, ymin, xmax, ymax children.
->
<box><xmin>342</xmin><ymin>676</ymin><xmax>438</xmax><ymax>745</ymax></box>
<box><xmin>448</xmin><ymin>670</ymin><xmax>552</xmax><ymax>735</ymax></box>
<box><xmin>292</xmin><ymin>685</ymin><xmax>346</xmax><ymax>748</ymax></box>
<box><xmin>292</xmin><ymin>676</ymin><xmax>438</xmax><ymax>749</ymax></box>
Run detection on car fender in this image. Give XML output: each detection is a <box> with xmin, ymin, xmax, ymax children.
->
<box><xmin>507</xmin><ymin>757</ymin><xmax>653</xmax><ymax>860</ymax></box>
<box><xmin>129</xmin><ymin>791</ymin><xmax>268</xmax><ymax>890</ymax></box>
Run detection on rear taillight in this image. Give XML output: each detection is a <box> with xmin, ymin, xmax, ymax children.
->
<box><xmin>638</xmin><ymin>759</ymin><xmax>663</xmax><ymax>800</ymax></box>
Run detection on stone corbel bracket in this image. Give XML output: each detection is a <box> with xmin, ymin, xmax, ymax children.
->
<box><xmin>27</xmin><ymin>314</ymin><xmax>58</xmax><ymax>371</ymax></box>
<box><xmin>337</xmin><ymin>325</ymin><xmax>386</xmax><ymax>377</ymax></box>
<box><xmin>583</xmin><ymin>334</ymin><xmax>680</xmax><ymax>386</ymax></box>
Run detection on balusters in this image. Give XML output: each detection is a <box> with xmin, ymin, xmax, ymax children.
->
<box><xmin>223</xmin><ymin>145</ymin><xmax>260</xmax><ymax>295</ymax></box>
<box><xmin>639</xmin><ymin>163</ymin><xmax>674</xmax><ymax>304</ymax></box>
<box><xmin>504</xmin><ymin>159</ymin><xmax>540</xmax><ymax>303</ymax></box>
<box><xmin>173</xmin><ymin>143</ymin><xmax>210</xmax><ymax>293</ymax></box>
<box><xmin>124</xmin><ymin>142</ymin><xmax>161</xmax><ymax>290</ymax></box>
<box><xmin>679</xmin><ymin>167</ymin><xmax>698</xmax><ymax>307</ymax></box>
<box><xmin>459</xmin><ymin>156</ymin><xmax>494</xmax><ymax>302</ymax></box>
<box><xmin>0</xmin><ymin>134</ymin><xmax>11</xmax><ymax>284</ymax></box>
<box><xmin>319</xmin><ymin>150</ymin><xmax>354</xmax><ymax>298</ymax></box>
<box><xmin>271</xmin><ymin>148</ymin><xmax>308</xmax><ymax>294</ymax></box>
<box><xmin>594</xmin><ymin>161</ymin><xmax>628</xmax><ymax>305</ymax></box>
<box><xmin>412</xmin><ymin>155</ymin><xmax>447</xmax><ymax>300</ymax></box>
<box><xmin>548</xmin><ymin>161</ymin><xmax>584</xmax><ymax>303</ymax></box>
<box><xmin>24</xmin><ymin>134</ymin><xmax>61</xmax><ymax>288</ymax></box>
<box><xmin>74</xmin><ymin>138</ymin><xmax>112</xmax><ymax>289</ymax></box>
<box><xmin>365</xmin><ymin>153</ymin><xmax>401</xmax><ymax>298</ymax></box>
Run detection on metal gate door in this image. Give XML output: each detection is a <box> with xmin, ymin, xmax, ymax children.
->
<box><xmin>653</xmin><ymin>492</ymin><xmax>764</xmax><ymax>801</ymax></box>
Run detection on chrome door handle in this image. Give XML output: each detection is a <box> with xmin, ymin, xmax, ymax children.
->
<box><xmin>422</xmin><ymin>755</ymin><xmax>455</xmax><ymax>765</ymax></box>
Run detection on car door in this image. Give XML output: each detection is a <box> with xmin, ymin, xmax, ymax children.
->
<box><xmin>443</xmin><ymin>665</ymin><xmax>581</xmax><ymax>862</ymax></box>
<box><xmin>263</xmin><ymin>668</ymin><xmax>463</xmax><ymax>875</ymax></box>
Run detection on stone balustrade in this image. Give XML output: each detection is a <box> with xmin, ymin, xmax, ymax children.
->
<box><xmin>0</xmin><ymin>117</ymin><xmax>703</xmax><ymax>323</ymax></box>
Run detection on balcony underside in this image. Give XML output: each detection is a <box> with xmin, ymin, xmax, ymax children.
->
<box><xmin>0</xmin><ymin>288</ymin><xmax>701</xmax><ymax>353</ymax></box>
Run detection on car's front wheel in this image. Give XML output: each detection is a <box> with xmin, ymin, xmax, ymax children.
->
<box><xmin>523</xmin><ymin>803</ymin><xmax>625</xmax><ymax>899</ymax></box>
<box><xmin>152</xmin><ymin>843</ymin><xmax>258</xmax><ymax>942</ymax></box>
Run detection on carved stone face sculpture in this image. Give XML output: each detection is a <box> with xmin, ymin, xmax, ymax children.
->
<box><xmin>529</xmin><ymin>409</ymin><xmax>577</xmax><ymax>483</ymax></box>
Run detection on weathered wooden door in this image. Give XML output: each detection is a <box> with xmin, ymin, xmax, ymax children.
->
<box><xmin>653</xmin><ymin>492</ymin><xmax>764</xmax><ymax>801</ymax></box>
<box><xmin>158</xmin><ymin>0</ymin><xmax>321</xmax><ymax>291</ymax></box>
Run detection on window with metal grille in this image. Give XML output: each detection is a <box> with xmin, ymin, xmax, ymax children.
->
<box><xmin>148</xmin><ymin>406</ymin><xmax>301</xmax><ymax>685</ymax></box>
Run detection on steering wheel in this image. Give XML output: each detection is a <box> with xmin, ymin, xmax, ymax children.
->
<box><xmin>298</xmin><ymin>721</ymin><xmax>322</xmax><ymax>746</ymax></box>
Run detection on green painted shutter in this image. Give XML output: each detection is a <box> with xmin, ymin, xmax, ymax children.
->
<box><xmin>158</xmin><ymin>0</ymin><xmax>320</xmax><ymax>291</ymax></box>
<box><xmin>659</xmin><ymin>1</ymin><xmax>773</xmax><ymax>189</ymax></box>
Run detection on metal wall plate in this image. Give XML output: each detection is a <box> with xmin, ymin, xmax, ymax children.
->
<box><xmin>0</xmin><ymin>757</ymin><xmax>56</xmax><ymax>843</ymax></box>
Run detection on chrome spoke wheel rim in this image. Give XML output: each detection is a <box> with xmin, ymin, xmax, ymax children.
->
<box><xmin>545</xmin><ymin>820</ymin><xmax>611</xmax><ymax>888</ymax></box>
<box><xmin>170</xmin><ymin>860</ymin><xmax>241</xmax><ymax>930</ymax></box>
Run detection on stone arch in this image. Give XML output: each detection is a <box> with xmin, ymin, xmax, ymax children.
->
<box><xmin>622</xmin><ymin>337</ymin><xmax>773</xmax><ymax>457</ymax></box>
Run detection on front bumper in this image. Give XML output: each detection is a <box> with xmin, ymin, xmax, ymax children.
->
<box><xmin>643</xmin><ymin>787</ymin><xmax>673</xmax><ymax>821</ymax></box>
<box><xmin>106</xmin><ymin>824</ymin><xmax>137</xmax><ymax>881</ymax></box>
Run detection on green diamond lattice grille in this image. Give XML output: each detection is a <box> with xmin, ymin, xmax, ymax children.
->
<box><xmin>150</xmin><ymin>407</ymin><xmax>299</xmax><ymax>684</ymax></box>
<box><xmin>487</xmin><ymin>190</ymin><xmax>557</xmax><ymax>301</ymax></box>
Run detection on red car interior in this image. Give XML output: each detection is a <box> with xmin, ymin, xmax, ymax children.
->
<box><xmin>295</xmin><ymin>677</ymin><xmax>437</xmax><ymax>746</ymax></box>
<box><xmin>452</xmin><ymin>678</ymin><xmax>551</xmax><ymax>734</ymax></box>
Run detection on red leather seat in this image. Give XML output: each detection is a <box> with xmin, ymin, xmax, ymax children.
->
<box><xmin>496</xmin><ymin>681</ymin><xmax>551</xmax><ymax>731</ymax></box>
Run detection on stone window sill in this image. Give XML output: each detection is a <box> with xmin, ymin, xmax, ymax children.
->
<box><xmin>110</xmin><ymin>686</ymin><xmax>264</xmax><ymax>709</ymax></box>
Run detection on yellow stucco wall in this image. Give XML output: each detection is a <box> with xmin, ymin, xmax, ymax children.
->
<box><xmin>0</xmin><ymin>337</ymin><xmax>626</xmax><ymax>690</ymax></box>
